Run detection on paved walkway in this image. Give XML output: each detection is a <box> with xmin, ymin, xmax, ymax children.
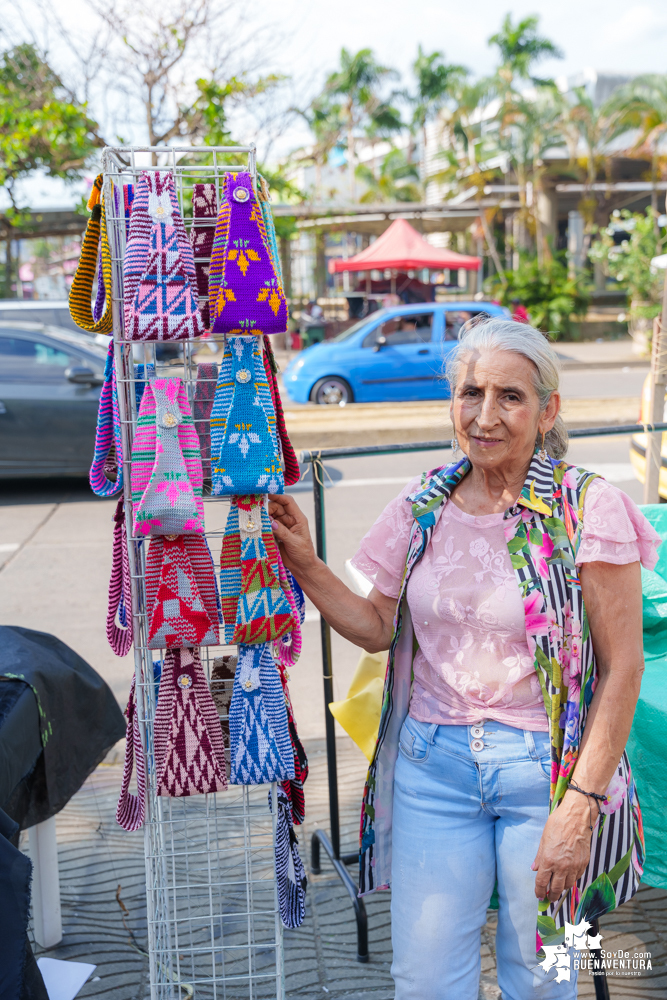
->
<box><xmin>26</xmin><ymin>738</ymin><xmax>667</xmax><ymax>999</ymax></box>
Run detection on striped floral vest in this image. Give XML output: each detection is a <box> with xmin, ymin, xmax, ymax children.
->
<box><xmin>358</xmin><ymin>453</ymin><xmax>644</xmax><ymax>951</ymax></box>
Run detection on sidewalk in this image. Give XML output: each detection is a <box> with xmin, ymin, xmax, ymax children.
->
<box><xmin>26</xmin><ymin>739</ymin><xmax>667</xmax><ymax>999</ymax></box>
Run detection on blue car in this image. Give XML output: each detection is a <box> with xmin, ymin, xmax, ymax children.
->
<box><xmin>283</xmin><ymin>302</ymin><xmax>509</xmax><ymax>404</ymax></box>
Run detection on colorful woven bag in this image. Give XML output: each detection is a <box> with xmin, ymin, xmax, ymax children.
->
<box><xmin>107</xmin><ymin>499</ymin><xmax>133</xmax><ymax>656</ymax></box>
<box><xmin>273</xmin><ymin>786</ymin><xmax>307</xmax><ymax>928</ymax></box>
<box><xmin>276</xmin><ymin>655</ymin><xmax>308</xmax><ymax>825</ymax></box>
<box><xmin>210</xmin><ymin>335</ymin><xmax>284</xmax><ymax>496</ymax></box>
<box><xmin>145</xmin><ymin>535</ymin><xmax>219</xmax><ymax>648</ymax></box>
<box><xmin>229</xmin><ymin>643</ymin><xmax>295</xmax><ymax>784</ymax></box>
<box><xmin>130</xmin><ymin>377</ymin><xmax>205</xmax><ymax>537</ymax></box>
<box><xmin>192</xmin><ymin>362</ymin><xmax>218</xmax><ymax>478</ymax></box>
<box><xmin>189</xmin><ymin>183</ymin><xmax>217</xmax><ymax>328</ymax></box>
<box><xmin>153</xmin><ymin>647</ymin><xmax>227</xmax><ymax>796</ymax></box>
<box><xmin>69</xmin><ymin>174</ymin><xmax>113</xmax><ymax>334</ymax></box>
<box><xmin>124</xmin><ymin>171</ymin><xmax>205</xmax><ymax>341</ymax></box>
<box><xmin>263</xmin><ymin>336</ymin><xmax>300</xmax><ymax>487</ymax></box>
<box><xmin>208</xmin><ymin>171</ymin><xmax>288</xmax><ymax>335</ymax></box>
<box><xmin>89</xmin><ymin>339</ymin><xmax>123</xmax><ymax>497</ymax></box>
<box><xmin>116</xmin><ymin>674</ymin><xmax>147</xmax><ymax>831</ymax></box>
<box><xmin>219</xmin><ymin>494</ymin><xmax>298</xmax><ymax>645</ymax></box>
<box><xmin>258</xmin><ymin>174</ymin><xmax>283</xmax><ymax>286</ymax></box>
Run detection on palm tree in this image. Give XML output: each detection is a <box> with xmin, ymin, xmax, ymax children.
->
<box><xmin>409</xmin><ymin>47</ymin><xmax>468</xmax><ymax>183</ymax></box>
<box><xmin>325</xmin><ymin>48</ymin><xmax>399</xmax><ymax>200</ymax></box>
<box><xmin>355</xmin><ymin>148</ymin><xmax>421</xmax><ymax>203</ymax></box>
<box><xmin>608</xmin><ymin>75</ymin><xmax>667</xmax><ymax>219</ymax></box>
<box><xmin>488</xmin><ymin>13</ymin><xmax>563</xmax><ymax>93</ymax></box>
<box><xmin>560</xmin><ymin>87</ymin><xmax>623</xmax><ymax>229</ymax></box>
<box><xmin>294</xmin><ymin>96</ymin><xmax>345</xmax><ymax>201</ymax></box>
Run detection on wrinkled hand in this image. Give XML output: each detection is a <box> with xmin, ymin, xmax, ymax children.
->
<box><xmin>532</xmin><ymin>793</ymin><xmax>593</xmax><ymax>902</ymax></box>
<box><xmin>268</xmin><ymin>493</ymin><xmax>318</xmax><ymax>577</ymax></box>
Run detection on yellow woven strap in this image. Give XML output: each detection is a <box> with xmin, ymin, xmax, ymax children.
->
<box><xmin>68</xmin><ymin>173</ymin><xmax>113</xmax><ymax>334</ymax></box>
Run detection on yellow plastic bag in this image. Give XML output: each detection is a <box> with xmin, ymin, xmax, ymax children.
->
<box><xmin>329</xmin><ymin>649</ymin><xmax>387</xmax><ymax>762</ymax></box>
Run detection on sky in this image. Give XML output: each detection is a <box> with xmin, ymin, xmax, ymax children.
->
<box><xmin>4</xmin><ymin>0</ymin><xmax>667</xmax><ymax>208</ymax></box>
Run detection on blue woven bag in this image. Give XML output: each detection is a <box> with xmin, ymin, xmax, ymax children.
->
<box><xmin>210</xmin><ymin>335</ymin><xmax>284</xmax><ymax>496</ymax></box>
<box><xmin>228</xmin><ymin>643</ymin><xmax>295</xmax><ymax>784</ymax></box>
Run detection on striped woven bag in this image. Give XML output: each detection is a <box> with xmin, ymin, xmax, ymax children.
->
<box><xmin>89</xmin><ymin>339</ymin><xmax>123</xmax><ymax>497</ymax></box>
<box><xmin>210</xmin><ymin>334</ymin><xmax>284</xmax><ymax>496</ymax></box>
<box><xmin>106</xmin><ymin>499</ymin><xmax>133</xmax><ymax>656</ymax></box>
<box><xmin>262</xmin><ymin>336</ymin><xmax>300</xmax><ymax>487</ymax></box>
<box><xmin>130</xmin><ymin>377</ymin><xmax>205</xmax><ymax>537</ymax></box>
<box><xmin>115</xmin><ymin>674</ymin><xmax>147</xmax><ymax>831</ymax></box>
<box><xmin>124</xmin><ymin>171</ymin><xmax>205</xmax><ymax>341</ymax></box>
<box><xmin>145</xmin><ymin>535</ymin><xmax>219</xmax><ymax>649</ymax></box>
<box><xmin>273</xmin><ymin>786</ymin><xmax>307</xmax><ymax>927</ymax></box>
<box><xmin>219</xmin><ymin>495</ymin><xmax>298</xmax><ymax>645</ymax></box>
<box><xmin>192</xmin><ymin>362</ymin><xmax>218</xmax><ymax>478</ymax></box>
<box><xmin>153</xmin><ymin>647</ymin><xmax>227</xmax><ymax>797</ymax></box>
<box><xmin>228</xmin><ymin>642</ymin><xmax>295</xmax><ymax>784</ymax></box>
<box><xmin>69</xmin><ymin>174</ymin><xmax>113</xmax><ymax>334</ymax></box>
<box><xmin>208</xmin><ymin>171</ymin><xmax>288</xmax><ymax>335</ymax></box>
<box><xmin>189</xmin><ymin>183</ymin><xmax>217</xmax><ymax>328</ymax></box>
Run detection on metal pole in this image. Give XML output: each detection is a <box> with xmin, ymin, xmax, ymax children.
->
<box><xmin>643</xmin><ymin>269</ymin><xmax>667</xmax><ymax>503</ymax></box>
<box><xmin>312</xmin><ymin>455</ymin><xmax>341</xmax><ymax>860</ymax></box>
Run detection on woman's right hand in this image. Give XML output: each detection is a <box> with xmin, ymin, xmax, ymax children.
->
<box><xmin>268</xmin><ymin>494</ymin><xmax>318</xmax><ymax>577</ymax></box>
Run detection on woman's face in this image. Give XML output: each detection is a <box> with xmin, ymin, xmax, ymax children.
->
<box><xmin>450</xmin><ymin>349</ymin><xmax>559</xmax><ymax>472</ymax></box>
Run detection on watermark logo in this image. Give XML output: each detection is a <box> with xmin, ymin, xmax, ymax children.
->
<box><xmin>539</xmin><ymin>920</ymin><xmax>652</xmax><ymax>982</ymax></box>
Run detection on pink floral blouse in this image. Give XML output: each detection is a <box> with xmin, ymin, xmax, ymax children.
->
<box><xmin>351</xmin><ymin>475</ymin><xmax>660</xmax><ymax>731</ymax></box>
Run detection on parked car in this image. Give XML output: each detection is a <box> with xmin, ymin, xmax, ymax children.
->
<box><xmin>0</xmin><ymin>322</ymin><xmax>108</xmax><ymax>477</ymax></box>
<box><xmin>283</xmin><ymin>302</ymin><xmax>510</xmax><ymax>404</ymax></box>
<box><xmin>629</xmin><ymin>373</ymin><xmax>667</xmax><ymax>498</ymax></box>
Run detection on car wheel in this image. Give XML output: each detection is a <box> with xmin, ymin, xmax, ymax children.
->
<box><xmin>310</xmin><ymin>376</ymin><xmax>354</xmax><ymax>405</ymax></box>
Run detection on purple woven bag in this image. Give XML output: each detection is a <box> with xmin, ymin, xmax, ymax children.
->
<box><xmin>116</xmin><ymin>675</ymin><xmax>147</xmax><ymax>831</ymax></box>
<box><xmin>106</xmin><ymin>500</ymin><xmax>133</xmax><ymax>657</ymax></box>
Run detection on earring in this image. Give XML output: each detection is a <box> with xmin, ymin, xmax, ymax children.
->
<box><xmin>451</xmin><ymin>437</ymin><xmax>460</xmax><ymax>457</ymax></box>
<box><xmin>538</xmin><ymin>432</ymin><xmax>547</xmax><ymax>462</ymax></box>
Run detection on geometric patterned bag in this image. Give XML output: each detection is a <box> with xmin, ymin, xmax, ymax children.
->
<box><xmin>124</xmin><ymin>171</ymin><xmax>205</xmax><ymax>341</ymax></box>
<box><xmin>228</xmin><ymin>643</ymin><xmax>295</xmax><ymax>784</ymax></box>
<box><xmin>145</xmin><ymin>535</ymin><xmax>219</xmax><ymax>649</ymax></box>
<box><xmin>115</xmin><ymin>674</ymin><xmax>147</xmax><ymax>830</ymax></box>
<box><xmin>272</xmin><ymin>786</ymin><xmax>307</xmax><ymax>928</ymax></box>
<box><xmin>263</xmin><ymin>335</ymin><xmax>300</xmax><ymax>487</ymax></box>
<box><xmin>89</xmin><ymin>338</ymin><xmax>124</xmax><ymax>497</ymax></box>
<box><xmin>130</xmin><ymin>377</ymin><xmax>205</xmax><ymax>537</ymax></box>
<box><xmin>210</xmin><ymin>335</ymin><xmax>284</xmax><ymax>496</ymax></box>
<box><xmin>192</xmin><ymin>362</ymin><xmax>219</xmax><ymax>479</ymax></box>
<box><xmin>277</xmin><ymin>655</ymin><xmax>309</xmax><ymax>825</ymax></box>
<box><xmin>219</xmin><ymin>495</ymin><xmax>298</xmax><ymax>645</ymax></box>
<box><xmin>153</xmin><ymin>647</ymin><xmax>227</xmax><ymax>797</ymax></box>
<box><xmin>189</xmin><ymin>183</ymin><xmax>217</xmax><ymax>329</ymax></box>
<box><xmin>208</xmin><ymin>171</ymin><xmax>287</xmax><ymax>335</ymax></box>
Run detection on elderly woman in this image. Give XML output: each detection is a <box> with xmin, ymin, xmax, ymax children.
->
<box><xmin>269</xmin><ymin>319</ymin><xmax>660</xmax><ymax>999</ymax></box>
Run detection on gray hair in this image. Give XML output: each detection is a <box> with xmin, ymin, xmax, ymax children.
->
<box><xmin>445</xmin><ymin>318</ymin><xmax>568</xmax><ymax>460</ymax></box>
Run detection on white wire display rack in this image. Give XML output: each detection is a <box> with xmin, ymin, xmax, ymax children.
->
<box><xmin>102</xmin><ymin>144</ymin><xmax>284</xmax><ymax>1000</ymax></box>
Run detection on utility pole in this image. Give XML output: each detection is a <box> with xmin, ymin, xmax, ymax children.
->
<box><xmin>644</xmin><ymin>257</ymin><xmax>667</xmax><ymax>503</ymax></box>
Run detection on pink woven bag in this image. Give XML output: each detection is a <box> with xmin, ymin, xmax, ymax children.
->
<box><xmin>106</xmin><ymin>499</ymin><xmax>133</xmax><ymax>656</ymax></box>
<box><xmin>153</xmin><ymin>647</ymin><xmax>227</xmax><ymax>796</ymax></box>
<box><xmin>116</xmin><ymin>675</ymin><xmax>147</xmax><ymax>831</ymax></box>
<box><xmin>130</xmin><ymin>377</ymin><xmax>205</xmax><ymax>537</ymax></box>
<box><xmin>144</xmin><ymin>535</ymin><xmax>219</xmax><ymax>649</ymax></box>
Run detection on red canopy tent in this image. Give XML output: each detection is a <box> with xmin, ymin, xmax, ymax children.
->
<box><xmin>329</xmin><ymin>217</ymin><xmax>480</xmax><ymax>273</ymax></box>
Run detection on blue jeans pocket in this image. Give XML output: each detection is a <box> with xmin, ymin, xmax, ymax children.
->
<box><xmin>398</xmin><ymin>718</ymin><xmax>431</xmax><ymax>763</ymax></box>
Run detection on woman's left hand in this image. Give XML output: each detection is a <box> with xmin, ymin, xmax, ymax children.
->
<box><xmin>532</xmin><ymin>792</ymin><xmax>593</xmax><ymax>902</ymax></box>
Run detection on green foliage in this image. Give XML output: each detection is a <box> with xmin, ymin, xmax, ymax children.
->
<box><xmin>486</xmin><ymin>255</ymin><xmax>591</xmax><ymax>340</ymax></box>
<box><xmin>410</xmin><ymin>46</ymin><xmax>467</xmax><ymax>133</ymax></box>
<box><xmin>589</xmin><ymin>208</ymin><xmax>665</xmax><ymax>308</ymax></box>
<box><xmin>488</xmin><ymin>14</ymin><xmax>563</xmax><ymax>84</ymax></box>
<box><xmin>356</xmin><ymin>148</ymin><xmax>421</xmax><ymax>203</ymax></box>
<box><xmin>0</xmin><ymin>42</ymin><xmax>101</xmax><ymax>209</ymax></box>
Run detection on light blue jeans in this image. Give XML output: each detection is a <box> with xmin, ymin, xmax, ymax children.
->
<box><xmin>391</xmin><ymin>716</ymin><xmax>578</xmax><ymax>1000</ymax></box>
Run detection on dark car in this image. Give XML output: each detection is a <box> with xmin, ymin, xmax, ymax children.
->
<box><xmin>0</xmin><ymin>322</ymin><xmax>108</xmax><ymax>477</ymax></box>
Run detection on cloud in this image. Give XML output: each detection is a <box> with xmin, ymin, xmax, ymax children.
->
<box><xmin>600</xmin><ymin>4</ymin><xmax>667</xmax><ymax>50</ymax></box>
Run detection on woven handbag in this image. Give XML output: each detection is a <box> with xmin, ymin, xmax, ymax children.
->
<box><xmin>208</xmin><ymin>171</ymin><xmax>288</xmax><ymax>335</ymax></box>
<box><xmin>89</xmin><ymin>339</ymin><xmax>123</xmax><ymax>497</ymax></box>
<box><xmin>276</xmin><ymin>655</ymin><xmax>308</xmax><ymax>825</ymax></box>
<box><xmin>116</xmin><ymin>674</ymin><xmax>147</xmax><ymax>831</ymax></box>
<box><xmin>92</xmin><ymin>183</ymin><xmax>135</xmax><ymax>323</ymax></box>
<box><xmin>229</xmin><ymin>643</ymin><xmax>295</xmax><ymax>784</ymax></box>
<box><xmin>263</xmin><ymin>336</ymin><xmax>300</xmax><ymax>487</ymax></box>
<box><xmin>145</xmin><ymin>534</ymin><xmax>219</xmax><ymax>648</ymax></box>
<box><xmin>124</xmin><ymin>171</ymin><xmax>205</xmax><ymax>341</ymax></box>
<box><xmin>130</xmin><ymin>377</ymin><xmax>205</xmax><ymax>537</ymax></box>
<box><xmin>190</xmin><ymin>183</ymin><xmax>217</xmax><ymax>328</ymax></box>
<box><xmin>192</xmin><ymin>362</ymin><xmax>218</xmax><ymax>478</ymax></box>
<box><xmin>210</xmin><ymin>335</ymin><xmax>284</xmax><ymax>496</ymax></box>
<box><xmin>273</xmin><ymin>786</ymin><xmax>307</xmax><ymax>927</ymax></box>
<box><xmin>69</xmin><ymin>174</ymin><xmax>113</xmax><ymax>334</ymax></box>
<box><xmin>153</xmin><ymin>647</ymin><xmax>227</xmax><ymax>796</ymax></box>
<box><xmin>219</xmin><ymin>494</ymin><xmax>298</xmax><ymax>645</ymax></box>
<box><xmin>107</xmin><ymin>499</ymin><xmax>133</xmax><ymax>656</ymax></box>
